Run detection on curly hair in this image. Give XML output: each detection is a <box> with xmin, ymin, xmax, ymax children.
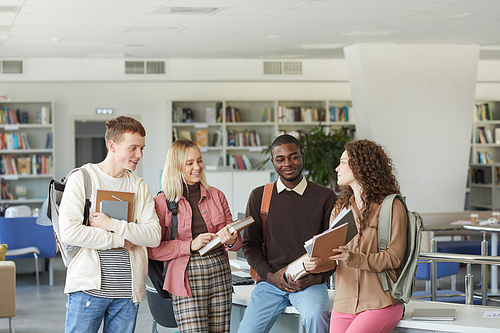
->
<box><xmin>336</xmin><ymin>140</ymin><xmax>400</xmax><ymax>231</ymax></box>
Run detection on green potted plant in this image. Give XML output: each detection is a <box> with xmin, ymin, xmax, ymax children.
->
<box><xmin>257</xmin><ymin>125</ymin><xmax>352</xmax><ymax>190</ymax></box>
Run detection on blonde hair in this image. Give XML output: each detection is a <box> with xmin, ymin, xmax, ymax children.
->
<box><xmin>161</xmin><ymin>140</ymin><xmax>210</xmax><ymax>202</ymax></box>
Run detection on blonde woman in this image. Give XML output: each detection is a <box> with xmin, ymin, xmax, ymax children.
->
<box><xmin>148</xmin><ymin>139</ymin><xmax>241</xmax><ymax>332</ymax></box>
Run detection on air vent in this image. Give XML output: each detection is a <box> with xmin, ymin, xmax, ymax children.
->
<box><xmin>263</xmin><ymin>61</ymin><xmax>302</xmax><ymax>75</ymax></box>
<box><xmin>263</xmin><ymin>62</ymin><xmax>282</xmax><ymax>75</ymax></box>
<box><xmin>125</xmin><ymin>61</ymin><xmax>145</xmax><ymax>74</ymax></box>
<box><xmin>283</xmin><ymin>62</ymin><xmax>302</xmax><ymax>75</ymax></box>
<box><xmin>146</xmin><ymin>61</ymin><xmax>165</xmax><ymax>74</ymax></box>
<box><xmin>125</xmin><ymin>61</ymin><xmax>166</xmax><ymax>75</ymax></box>
<box><xmin>1</xmin><ymin>60</ymin><xmax>23</xmax><ymax>74</ymax></box>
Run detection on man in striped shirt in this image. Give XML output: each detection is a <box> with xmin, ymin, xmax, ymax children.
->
<box><xmin>59</xmin><ymin>116</ymin><xmax>161</xmax><ymax>333</ymax></box>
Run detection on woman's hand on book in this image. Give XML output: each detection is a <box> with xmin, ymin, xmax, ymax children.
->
<box><xmin>90</xmin><ymin>212</ymin><xmax>112</xmax><ymax>231</ymax></box>
<box><xmin>191</xmin><ymin>233</ymin><xmax>216</xmax><ymax>251</ymax></box>
<box><xmin>217</xmin><ymin>226</ymin><xmax>238</xmax><ymax>246</ymax></box>
<box><xmin>330</xmin><ymin>245</ymin><xmax>350</xmax><ymax>263</ymax></box>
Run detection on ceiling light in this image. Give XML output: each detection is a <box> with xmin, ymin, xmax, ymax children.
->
<box><xmin>262</xmin><ymin>54</ymin><xmax>305</xmax><ymax>59</ymax></box>
<box><xmin>340</xmin><ymin>30</ymin><xmax>397</xmax><ymax>36</ymax></box>
<box><xmin>156</xmin><ymin>7</ymin><xmax>220</xmax><ymax>15</ymax></box>
<box><xmin>125</xmin><ymin>27</ymin><xmax>184</xmax><ymax>33</ymax></box>
<box><xmin>87</xmin><ymin>53</ymin><xmax>126</xmax><ymax>58</ymax></box>
<box><xmin>298</xmin><ymin>44</ymin><xmax>343</xmax><ymax>49</ymax></box>
<box><xmin>481</xmin><ymin>45</ymin><xmax>500</xmax><ymax>50</ymax></box>
<box><xmin>52</xmin><ymin>38</ymin><xmax>63</xmax><ymax>42</ymax></box>
<box><xmin>0</xmin><ymin>6</ymin><xmax>19</xmax><ymax>13</ymax></box>
<box><xmin>397</xmin><ymin>11</ymin><xmax>470</xmax><ymax>20</ymax></box>
<box><xmin>266</xmin><ymin>35</ymin><xmax>282</xmax><ymax>39</ymax></box>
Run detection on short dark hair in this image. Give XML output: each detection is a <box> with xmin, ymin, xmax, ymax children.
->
<box><xmin>270</xmin><ymin>134</ymin><xmax>302</xmax><ymax>158</ymax></box>
<box><xmin>105</xmin><ymin>116</ymin><xmax>146</xmax><ymax>148</ymax></box>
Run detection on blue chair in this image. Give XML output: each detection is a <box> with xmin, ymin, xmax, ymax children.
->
<box><xmin>413</xmin><ymin>261</ymin><xmax>484</xmax><ymax>304</ymax></box>
<box><xmin>0</xmin><ymin>217</ymin><xmax>56</xmax><ymax>290</ymax></box>
<box><xmin>416</xmin><ymin>261</ymin><xmax>460</xmax><ymax>291</ymax></box>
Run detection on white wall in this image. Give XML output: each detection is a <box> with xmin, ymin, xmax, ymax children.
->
<box><xmin>0</xmin><ymin>57</ymin><xmax>499</xmax><ymax>211</ymax></box>
<box><xmin>345</xmin><ymin>44</ymin><xmax>479</xmax><ymax>213</ymax></box>
<box><xmin>0</xmin><ymin>58</ymin><xmax>351</xmax><ymax>194</ymax></box>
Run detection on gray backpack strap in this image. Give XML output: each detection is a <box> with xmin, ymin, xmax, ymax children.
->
<box><xmin>378</xmin><ymin>194</ymin><xmax>399</xmax><ymax>291</ymax></box>
<box><xmin>65</xmin><ymin>167</ymin><xmax>92</xmax><ymax>226</ymax></box>
<box><xmin>79</xmin><ymin>168</ymin><xmax>92</xmax><ymax>201</ymax></box>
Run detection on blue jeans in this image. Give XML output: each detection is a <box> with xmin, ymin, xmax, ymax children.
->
<box><xmin>65</xmin><ymin>292</ymin><xmax>140</xmax><ymax>333</ymax></box>
<box><xmin>238</xmin><ymin>282</ymin><xmax>330</xmax><ymax>333</ymax></box>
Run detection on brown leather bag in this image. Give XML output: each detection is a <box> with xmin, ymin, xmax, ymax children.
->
<box><xmin>249</xmin><ymin>182</ymin><xmax>274</xmax><ymax>281</ymax></box>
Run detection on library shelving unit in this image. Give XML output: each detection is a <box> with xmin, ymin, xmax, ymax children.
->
<box><xmin>169</xmin><ymin>100</ymin><xmax>355</xmax><ymax>171</ymax></box>
<box><xmin>0</xmin><ymin>101</ymin><xmax>54</xmax><ymax>210</ymax></box>
<box><xmin>469</xmin><ymin>101</ymin><xmax>500</xmax><ymax>210</ymax></box>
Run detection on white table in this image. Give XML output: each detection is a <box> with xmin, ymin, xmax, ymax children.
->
<box><xmin>232</xmin><ymin>285</ymin><xmax>500</xmax><ymax>333</ymax></box>
<box><xmin>396</xmin><ymin>300</ymin><xmax>500</xmax><ymax>332</ymax></box>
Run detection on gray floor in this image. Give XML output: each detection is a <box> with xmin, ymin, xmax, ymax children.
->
<box><xmin>1</xmin><ymin>258</ymin><xmax>498</xmax><ymax>333</ymax></box>
<box><xmin>0</xmin><ymin>257</ymin><xmax>177</xmax><ymax>333</ymax></box>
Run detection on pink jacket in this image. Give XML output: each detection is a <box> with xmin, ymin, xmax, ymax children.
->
<box><xmin>147</xmin><ymin>185</ymin><xmax>242</xmax><ymax>297</ymax></box>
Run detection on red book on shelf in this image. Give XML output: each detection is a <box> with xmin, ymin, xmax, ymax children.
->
<box><xmin>235</xmin><ymin>155</ymin><xmax>245</xmax><ymax>170</ymax></box>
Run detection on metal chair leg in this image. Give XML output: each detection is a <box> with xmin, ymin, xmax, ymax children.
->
<box><xmin>34</xmin><ymin>252</ymin><xmax>39</xmax><ymax>293</ymax></box>
<box><xmin>9</xmin><ymin>317</ymin><xmax>15</xmax><ymax>333</ymax></box>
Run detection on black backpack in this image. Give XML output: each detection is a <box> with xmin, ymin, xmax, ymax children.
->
<box><xmin>148</xmin><ymin>193</ymin><xmax>179</xmax><ymax>299</ymax></box>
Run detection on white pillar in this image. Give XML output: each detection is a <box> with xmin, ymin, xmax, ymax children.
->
<box><xmin>344</xmin><ymin>44</ymin><xmax>479</xmax><ymax>213</ymax></box>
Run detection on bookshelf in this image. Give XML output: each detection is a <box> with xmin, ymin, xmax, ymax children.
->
<box><xmin>169</xmin><ymin>100</ymin><xmax>356</xmax><ymax>171</ymax></box>
<box><xmin>0</xmin><ymin>101</ymin><xmax>54</xmax><ymax>210</ymax></box>
<box><xmin>469</xmin><ymin>101</ymin><xmax>500</xmax><ymax>209</ymax></box>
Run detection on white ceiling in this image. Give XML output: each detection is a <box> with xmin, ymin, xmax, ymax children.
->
<box><xmin>0</xmin><ymin>0</ymin><xmax>499</xmax><ymax>60</ymax></box>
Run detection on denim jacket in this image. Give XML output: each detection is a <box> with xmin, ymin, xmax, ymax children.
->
<box><xmin>148</xmin><ymin>184</ymin><xmax>242</xmax><ymax>297</ymax></box>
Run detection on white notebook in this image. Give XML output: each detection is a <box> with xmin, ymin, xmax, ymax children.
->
<box><xmin>411</xmin><ymin>308</ymin><xmax>456</xmax><ymax>321</ymax></box>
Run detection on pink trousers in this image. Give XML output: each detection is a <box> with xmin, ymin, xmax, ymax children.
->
<box><xmin>330</xmin><ymin>303</ymin><xmax>403</xmax><ymax>333</ymax></box>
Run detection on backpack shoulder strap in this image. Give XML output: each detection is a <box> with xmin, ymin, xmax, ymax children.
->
<box><xmin>259</xmin><ymin>182</ymin><xmax>274</xmax><ymax>246</ymax></box>
<box><xmin>378</xmin><ymin>193</ymin><xmax>399</xmax><ymax>291</ymax></box>
<box><xmin>64</xmin><ymin>167</ymin><xmax>93</xmax><ymax>226</ymax></box>
<box><xmin>78</xmin><ymin>168</ymin><xmax>92</xmax><ymax>201</ymax></box>
<box><xmin>158</xmin><ymin>191</ymin><xmax>179</xmax><ymax>240</ymax></box>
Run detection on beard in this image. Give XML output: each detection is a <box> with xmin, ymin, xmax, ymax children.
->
<box><xmin>280</xmin><ymin>166</ymin><xmax>303</xmax><ymax>183</ymax></box>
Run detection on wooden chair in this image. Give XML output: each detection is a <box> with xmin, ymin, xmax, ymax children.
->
<box><xmin>0</xmin><ymin>261</ymin><xmax>16</xmax><ymax>333</ymax></box>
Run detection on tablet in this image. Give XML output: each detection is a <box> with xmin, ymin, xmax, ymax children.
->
<box><xmin>411</xmin><ymin>308</ymin><xmax>456</xmax><ymax>321</ymax></box>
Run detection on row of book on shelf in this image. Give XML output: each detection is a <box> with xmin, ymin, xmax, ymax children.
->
<box><xmin>471</xmin><ymin>169</ymin><xmax>486</xmax><ymax>184</ymax></box>
<box><xmin>173</xmin><ymin>104</ymin><xmax>274</xmax><ymax>124</ymax></box>
<box><xmin>330</xmin><ymin>106</ymin><xmax>352</xmax><ymax>122</ymax></box>
<box><xmin>227</xmin><ymin>154</ymin><xmax>252</xmax><ymax>170</ymax></box>
<box><xmin>0</xmin><ymin>182</ymin><xmax>28</xmax><ymax>200</ymax></box>
<box><xmin>173</xmin><ymin>103</ymin><xmax>224</xmax><ymax>124</ymax></box>
<box><xmin>0</xmin><ymin>106</ymin><xmax>50</xmax><ymax>125</ymax></box>
<box><xmin>277</xmin><ymin>105</ymin><xmax>353</xmax><ymax>123</ymax></box>
<box><xmin>227</xmin><ymin>130</ymin><xmax>261</xmax><ymax>147</ymax></box>
<box><xmin>477</xmin><ymin>127</ymin><xmax>500</xmax><ymax>144</ymax></box>
<box><xmin>471</xmin><ymin>167</ymin><xmax>500</xmax><ymax>186</ymax></box>
<box><xmin>475</xmin><ymin>103</ymin><xmax>493</xmax><ymax>121</ymax></box>
<box><xmin>0</xmin><ymin>154</ymin><xmax>52</xmax><ymax>176</ymax></box>
<box><xmin>0</xmin><ymin>132</ymin><xmax>30</xmax><ymax>150</ymax></box>
<box><xmin>173</xmin><ymin>128</ymin><xmax>262</xmax><ymax>148</ymax></box>
<box><xmin>477</xmin><ymin>151</ymin><xmax>493</xmax><ymax>164</ymax></box>
<box><xmin>278</xmin><ymin>106</ymin><xmax>326</xmax><ymax>123</ymax></box>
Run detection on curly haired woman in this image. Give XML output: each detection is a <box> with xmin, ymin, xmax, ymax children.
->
<box><xmin>304</xmin><ymin>139</ymin><xmax>407</xmax><ymax>333</ymax></box>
